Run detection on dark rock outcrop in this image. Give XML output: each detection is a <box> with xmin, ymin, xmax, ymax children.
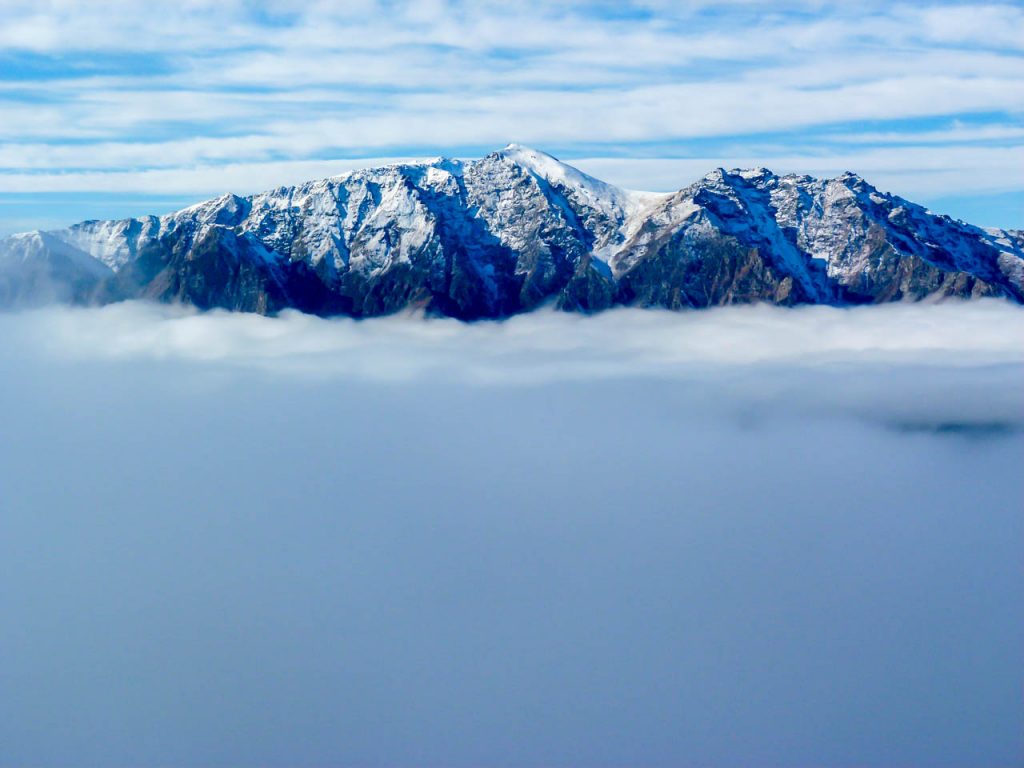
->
<box><xmin>2</xmin><ymin>145</ymin><xmax>1021</xmax><ymax>316</ymax></box>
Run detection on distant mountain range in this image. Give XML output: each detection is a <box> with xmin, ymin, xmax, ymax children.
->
<box><xmin>2</xmin><ymin>144</ymin><xmax>1022</xmax><ymax>317</ymax></box>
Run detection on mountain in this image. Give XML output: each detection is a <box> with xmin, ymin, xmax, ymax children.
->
<box><xmin>2</xmin><ymin>144</ymin><xmax>1022</xmax><ymax>316</ymax></box>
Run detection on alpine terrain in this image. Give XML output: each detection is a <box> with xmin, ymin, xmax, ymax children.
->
<box><xmin>2</xmin><ymin>145</ymin><xmax>1021</xmax><ymax>317</ymax></box>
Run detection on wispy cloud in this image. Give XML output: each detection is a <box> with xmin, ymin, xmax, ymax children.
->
<box><xmin>0</xmin><ymin>1</ymin><xmax>1021</xmax><ymax>230</ymax></box>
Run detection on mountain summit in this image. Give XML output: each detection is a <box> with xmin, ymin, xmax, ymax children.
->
<box><xmin>2</xmin><ymin>146</ymin><xmax>1022</xmax><ymax>316</ymax></box>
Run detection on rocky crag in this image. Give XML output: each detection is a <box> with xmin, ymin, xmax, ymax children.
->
<box><xmin>2</xmin><ymin>145</ymin><xmax>1021</xmax><ymax>317</ymax></box>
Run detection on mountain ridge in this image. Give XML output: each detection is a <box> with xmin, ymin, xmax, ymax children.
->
<box><xmin>2</xmin><ymin>145</ymin><xmax>1022</xmax><ymax>317</ymax></box>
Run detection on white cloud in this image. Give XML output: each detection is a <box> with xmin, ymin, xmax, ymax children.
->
<box><xmin>0</xmin><ymin>145</ymin><xmax>1017</xmax><ymax>204</ymax></box>
<box><xmin>0</xmin><ymin>158</ymin><xmax>418</xmax><ymax>196</ymax></box>
<box><xmin>1</xmin><ymin>294</ymin><xmax>1021</xmax><ymax>767</ymax></box>
<box><xmin>915</xmin><ymin>3</ymin><xmax>1024</xmax><ymax>50</ymax></box>
<box><xmin>10</xmin><ymin>298</ymin><xmax>1021</xmax><ymax>373</ymax></box>
<box><xmin>826</xmin><ymin>124</ymin><xmax>1024</xmax><ymax>145</ymax></box>
<box><xmin>0</xmin><ymin>1</ymin><xmax>1021</xmax><ymax>228</ymax></box>
<box><xmin>1</xmin><ymin>299</ymin><xmax>1020</xmax><ymax>434</ymax></box>
<box><xmin>2</xmin><ymin>73</ymin><xmax>1021</xmax><ymax>168</ymax></box>
<box><xmin>571</xmin><ymin>145</ymin><xmax>1024</xmax><ymax>198</ymax></box>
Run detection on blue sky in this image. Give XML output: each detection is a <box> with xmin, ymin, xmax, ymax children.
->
<box><xmin>0</xmin><ymin>0</ymin><xmax>1022</xmax><ymax>235</ymax></box>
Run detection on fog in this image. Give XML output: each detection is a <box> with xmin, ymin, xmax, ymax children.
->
<box><xmin>1</xmin><ymin>301</ymin><xmax>1022</xmax><ymax>767</ymax></box>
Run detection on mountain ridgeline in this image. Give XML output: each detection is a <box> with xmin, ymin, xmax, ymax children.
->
<box><xmin>2</xmin><ymin>145</ymin><xmax>1022</xmax><ymax>317</ymax></box>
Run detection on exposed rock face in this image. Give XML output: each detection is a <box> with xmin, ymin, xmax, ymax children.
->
<box><xmin>2</xmin><ymin>145</ymin><xmax>1022</xmax><ymax>316</ymax></box>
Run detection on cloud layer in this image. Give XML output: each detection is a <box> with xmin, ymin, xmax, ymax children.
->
<box><xmin>5</xmin><ymin>299</ymin><xmax>1023</xmax><ymax>430</ymax></box>
<box><xmin>1</xmin><ymin>1</ymin><xmax>1022</xmax><ymax>232</ymax></box>
<box><xmin>0</xmin><ymin>299</ymin><xmax>1021</xmax><ymax>767</ymax></box>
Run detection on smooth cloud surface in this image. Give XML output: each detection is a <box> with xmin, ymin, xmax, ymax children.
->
<box><xmin>7</xmin><ymin>299</ymin><xmax>1024</xmax><ymax>430</ymax></box>
<box><xmin>0</xmin><ymin>302</ymin><xmax>1021</xmax><ymax>767</ymax></box>
<box><xmin>11</xmin><ymin>299</ymin><xmax>1023</xmax><ymax>372</ymax></box>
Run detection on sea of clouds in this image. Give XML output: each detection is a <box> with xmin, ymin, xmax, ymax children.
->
<box><xmin>5</xmin><ymin>298</ymin><xmax>1024</xmax><ymax>430</ymax></box>
<box><xmin>1</xmin><ymin>300</ymin><xmax>1021</xmax><ymax>767</ymax></box>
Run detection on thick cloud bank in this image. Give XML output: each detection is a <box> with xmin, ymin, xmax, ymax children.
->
<box><xmin>13</xmin><ymin>298</ymin><xmax>1024</xmax><ymax>374</ymax></box>
<box><xmin>0</xmin><ymin>302</ymin><xmax>1022</xmax><ymax>767</ymax></box>
<box><xmin>5</xmin><ymin>299</ymin><xmax>1024</xmax><ymax>430</ymax></box>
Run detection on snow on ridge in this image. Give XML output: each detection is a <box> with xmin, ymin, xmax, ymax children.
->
<box><xmin>496</xmin><ymin>143</ymin><xmax>660</xmax><ymax>212</ymax></box>
<box><xmin>4</xmin><ymin>148</ymin><xmax>1020</xmax><ymax>306</ymax></box>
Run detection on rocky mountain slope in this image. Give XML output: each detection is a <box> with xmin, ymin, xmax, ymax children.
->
<box><xmin>2</xmin><ymin>144</ymin><xmax>1022</xmax><ymax>316</ymax></box>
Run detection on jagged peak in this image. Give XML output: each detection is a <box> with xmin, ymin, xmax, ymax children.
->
<box><xmin>735</xmin><ymin>167</ymin><xmax>777</xmax><ymax>181</ymax></box>
<box><xmin>493</xmin><ymin>143</ymin><xmax>588</xmax><ymax>181</ymax></box>
<box><xmin>185</xmin><ymin>191</ymin><xmax>239</xmax><ymax>207</ymax></box>
<box><xmin>695</xmin><ymin>167</ymin><xmax>771</xmax><ymax>197</ymax></box>
<box><xmin>324</xmin><ymin>155</ymin><xmax>464</xmax><ymax>187</ymax></box>
<box><xmin>831</xmin><ymin>170</ymin><xmax>874</xmax><ymax>189</ymax></box>
<box><xmin>491</xmin><ymin>143</ymin><xmax>645</xmax><ymax>214</ymax></box>
<box><xmin>497</xmin><ymin>142</ymin><xmax>558</xmax><ymax>161</ymax></box>
<box><xmin>698</xmin><ymin>167</ymin><xmax>781</xmax><ymax>188</ymax></box>
<box><xmin>3</xmin><ymin>146</ymin><xmax>1021</xmax><ymax>315</ymax></box>
<box><xmin>778</xmin><ymin>172</ymin><xmax>815</xmax><ymax>184</ymax></box>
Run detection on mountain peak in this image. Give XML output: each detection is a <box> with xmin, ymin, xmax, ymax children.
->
<box><xmin>2</xmin><ymin>149</ymin><xmax>1021</xmax><ymax>317</ymax></box>
<box><xmin>834</xmin><ymin>170</ymin><xmax>870</xmax><ymax>185</ymax></box>
<box><xmin>500</xmin><ymin>142</ymin><xmax>546</xmax><ymax>154</ymax></box>
<box><xmin>494</xmin><ymin>144</ymin><xmax>641</xmax><ymax>213</ymax></box>
<box><xmin>736</xmin><ymin>167</ymin><xmax>777</xmax><ymax>182</ymax></box>
<box><xmin>495</xmin><ymin>143</ymin><xmax>569</xmax><ymax>174</ymax></box>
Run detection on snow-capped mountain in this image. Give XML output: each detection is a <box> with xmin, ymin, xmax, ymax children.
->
<box><xmin>2</xmin><ymin>145</ymin><xmax>1022</xmax><ymax>316</ymax></box>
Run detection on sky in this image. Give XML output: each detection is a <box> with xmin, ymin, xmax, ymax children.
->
<box><xmin>0</xmin><ymin>0</ymin><xmax>1022</xmax><ymax>236</ymax></box>
<box><xmin>3</xmin><ymin>6</ymin><xmax>1023</xmax><ymax>762</ymax></box>
<box><xmin>0</xmin><ymin>300</ymin><xmax>1022</xmax><ymax>767</ymax></box>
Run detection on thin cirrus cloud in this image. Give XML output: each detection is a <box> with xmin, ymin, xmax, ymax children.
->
<box><xmin>0</xmin><ymin>147</ymin><xmax>1020</xmax><ymax>211</ymax></box>
<box><xmin>0</xmin><ymin>1</ymin><xmax>1022</xmax><ymax>232</ymax></box>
